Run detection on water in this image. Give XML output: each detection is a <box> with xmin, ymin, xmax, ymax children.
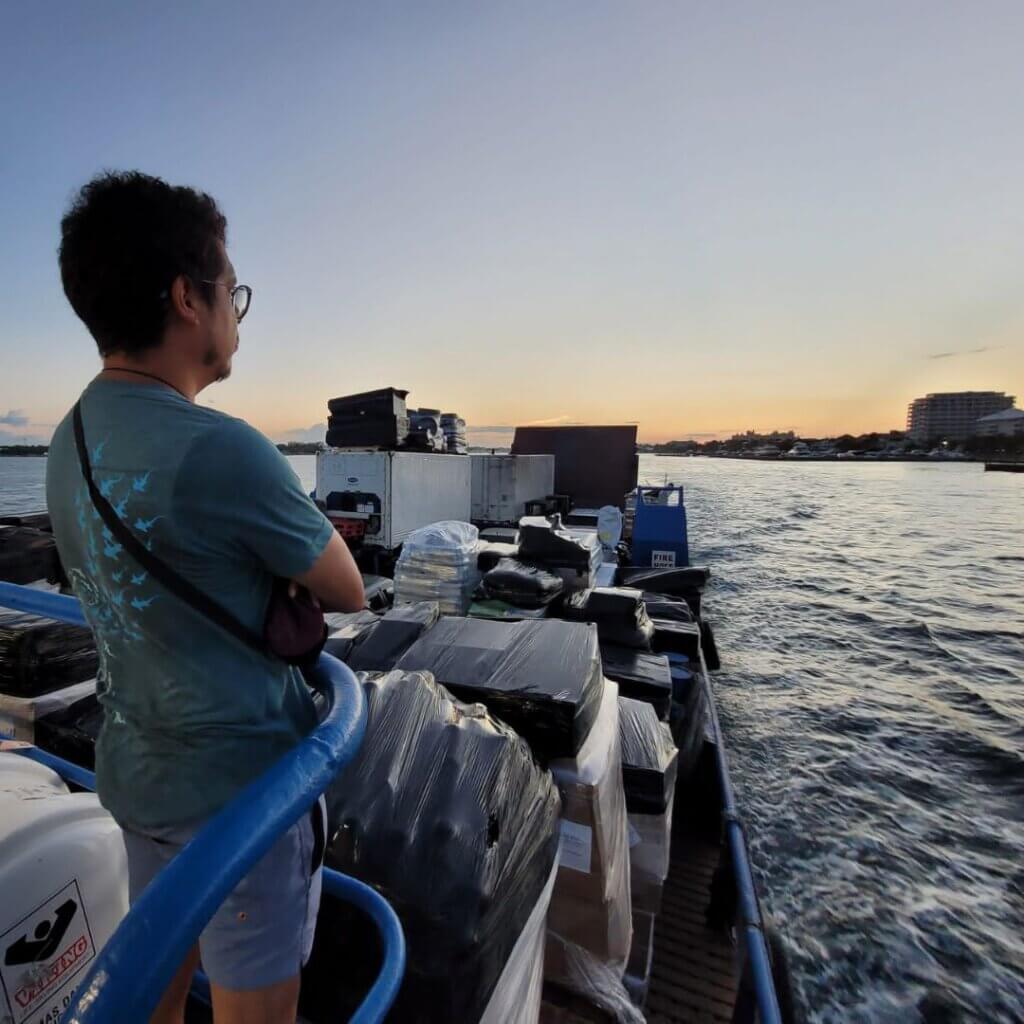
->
<box><xmin>2</xmin><ymin>453</ymin><xmax>1022</xmax><ymax>1021</ymax></box>
<box><xmin>636</xmin><ymin>457</ymin><xmax>1024</xmax><ymax>1024</ymax></box>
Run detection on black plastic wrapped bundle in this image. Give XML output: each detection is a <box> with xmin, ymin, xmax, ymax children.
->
<box><xmin>562</xmin><ymin>587</ymin><xmax>654</xmax><ymax>650</ymax></box>
<box><xmin>34</xmin><ymin>693</ymin><xmax>103</xmax><ymax>769</ymax></box>
<box><xmin>441</xmin><ymin>413</ymin><xmax>467</xmax><ymax>454</ymax></box>
<box><xmin>322</xmin><ymin>610</ymin><xmax>381</xmax><ymax>662</ymax></box>
<box><xmin>599</xmin><ymin>645</ymin><xmax>672</xmax><ymax>720</ymax></box>
<box><xmin>640</xmin><ymin>591</ymin><xmax>693</xmax><ymax>623</ymax></box>
<box><xmin>307</xmin><ymin>670</ymin><xmax>562</xmax><ymax>1024</ymax></box>
<box><xmin>0</xmin><ymin>609</ymin><xmax>98</xmax><ymax>697</ymax></box>
<box><xmin>650</xmin><ymin>619</ymin><xmax>702</xmax><ymax>659</ymax></box>
<box><xmin>396</xmin><ymin>617</ymin><xmax>603</xmax><ymax>759</ymax></box>
<box><xmin>618</xmin><ymin>696</ymin><xmax>679</xmax><ymax>814</ymax></box>
<box><xmin>325</xmin><ymin>415</ymin><xmax>410</xmax><ymax>449</ymax></box>
<box><xmin>615</xmin><ymin>566</ymin><xmax>709</xmax><ymax>619</ymax></box>
<box><xmin>616</xmin><ymin>566</ymin><xmax>710</xmax><ymax>590</ymax></box>
<box><xmin>477</xmin><ymin>558</ymin><xmax>564</xmax><ymax>609</ymax></box>
<box><xmin>327</xmin><ymin>387</ymin><xmax>409</xmax><ymax>418</ymax></box>
<box><xmin>517</xmin><ymin>515</ymin><xmax>602</xmax><ymax>571</ymax></box>
<box><xmin>361</xmin><ymin>575</ymin><xmax>394</xmax><ymax>612</ymax></box>
<box><xmin>666</xmin><ymin>653</ymin><xmax>708</xmax><ymax>780</ymax></box>
<box><xmin>476</xmin><ymin>542</ymin><xmax>519</xmax><ymax>572</ymax></box>
<box><xmin>346</xmin><ymin>602</ymin><xmax>440</xmax><ymax>671</ymax></box>
<box><xmin>0</xmin><ymin>527</ymin><xmax>62</xmax><ymax>585</ymax></box>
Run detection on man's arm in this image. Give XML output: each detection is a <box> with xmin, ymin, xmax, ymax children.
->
<box><xmin>294</xmin><ymin>530</ymin><xmax>365</xmax><ymax>612</ymax></box>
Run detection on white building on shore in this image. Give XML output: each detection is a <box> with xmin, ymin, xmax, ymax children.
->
<box><xmin>975</xmin><ymin>407</ymin><xmax>1024</xmax><ymax>437</ymax></box>
<box><xmin>906</xmin><ymin>391</ymin><xmax>1015</xmax><ymax>442</ymax></box>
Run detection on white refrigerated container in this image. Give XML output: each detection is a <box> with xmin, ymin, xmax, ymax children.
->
<box><xmin>470</xmin><ymin>455</ymin><xmax>556</xmax><ymax>525</ymax></box>
<box><xmin>315</xmin><ymin>450</ymin><xmax>472</xmax><ymax>550</ymax></box>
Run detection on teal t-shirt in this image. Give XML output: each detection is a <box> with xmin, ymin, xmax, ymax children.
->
<box><xmin>46</xmin><ymin>378</ymin><xmax>334</xmax><ymax>831</ymax></box>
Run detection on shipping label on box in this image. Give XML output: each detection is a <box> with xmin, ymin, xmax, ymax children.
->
<box><xmin>557</xmin><ymin>819</ymin><xmax>592</xmax><ymax>874</ymax></box>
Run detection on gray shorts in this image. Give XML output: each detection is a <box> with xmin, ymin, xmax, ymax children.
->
<box><xmin>122</xmin><ymin>798</ymin><xmax>325</xmax><ymax>991</ymax></box>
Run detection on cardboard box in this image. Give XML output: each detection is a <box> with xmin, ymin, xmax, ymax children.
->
<box><xmin>548</xmin><ymin>681</ymin><xmax>632</xmax><ymax>968</ymax></box>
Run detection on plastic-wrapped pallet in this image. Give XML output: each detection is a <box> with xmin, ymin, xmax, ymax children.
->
<box><xmin>545</xmin><ymin>681</ymin><xmax>633</xmax><ymax>1009</ymax></box>
<box><xmin>441</xmin><ymin>413</ymin><xmax>468</xmax><ymax>455</ymax></box>
<box><xmin>518</xmin><ymin>515</ymin><xmax>603</xmax><ymax>591</ymax></box>
<box><xmin>31</xmin><ymin>691</ymin><xmax>104</xmax><ymax>768</ymax></box>
<box><xmin>479</xmin><ymin>860</ymin><xmax>558</xmax><ymax>1024</ymax></box>
<box><xmin>0</xmin><ymin>678</ymin><xmax>97</xmax><ymax>745</ymax></box>
<box><xmin>305</xmin><ymin>670</ymin><xmax>562</xmax><ymax>1023</ymax></box>
<box><xmin>0</xmin><ymin>608</ymin><xmax>98</xmax><ymax>697</ymax></box>
<box><xmin>618</xmin><ymin>696</ymin><xmax>678</xmax><ymax>814</ymax></box>
<box><xmin>322</xmin><ymin>609</ymin><xmax>381</xmax><ymax>663</ymax></box>
<box><xmin>396</xmin><ymin>616</ymin><xmax>603</xmax><ymax>760</ymax></box>
<box><xmin>346</xmin><ymin>601</ymin><xmax>439</xmax><ymax>671</ymax></box>
<box><xmin>477</xmin><ymin>558</ymin><xmax>564</xmax><ymax>608</ymax></box>
<box><xmin>619</xmin><ymin>696</ymin><xmax>679</xmax><ymax>915</ymax></box>
<box><xmin>0</xmin><ymin>527</ymin><xmax>62</xmax><ymax>585</ymax></box>
<box><xmin>622</xmin><ymin>909</ymin><xmax>655</xmax><ymax>1009</ymax></box>
<box><xmin>600</xmin><ymin>645</ymin><xmax>672</xmax><ymax>720</ymax></box>
<box><xmin>393</xmin><ymin>520</ymin><xmax>481</xmax><ymax>615</ymax></box>
<box><xmin>563</xmin><ymin>588</ymin><xmax>654</xmax><ymax>650</ymax></box>
<box><xmin>541</xmin><ymin>941</ymin><xmax>645</xmax><ymax>1024</ymax></box>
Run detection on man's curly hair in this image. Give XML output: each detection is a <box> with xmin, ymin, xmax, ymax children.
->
<box><xmin>59</xmin><ymin>171</ymin><xmax>227</xmax><ymax>356</ymax></box>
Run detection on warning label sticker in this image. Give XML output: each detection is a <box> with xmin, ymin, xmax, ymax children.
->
<box><xmin>651</xmin><ymin>550</ymin><xmax>677</xmax><ymax>568</ymax></box>
<box><xmin>0</xmin><ymin>880</ymin><xmax>95</xmax><ymax>1024</ymax></box>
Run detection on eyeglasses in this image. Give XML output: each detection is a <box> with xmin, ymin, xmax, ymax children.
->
<box><xmin>201</xmin><ymin>281</ymin><xmax>253</xmax><ymax>323</ymax></box>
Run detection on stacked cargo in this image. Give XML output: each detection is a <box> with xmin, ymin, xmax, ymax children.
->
<box><xmin>326</xmin><ymin>387</ymin><xmax>410</xmax><ymax>449</ymax></box>
<box><xmin>406</xmin><ymin>408</ymin><xmax>445</xmax><ymax>452</ymax></box>
<box><xmin>393</xmin><ymin>521</ymin><xmax>481</xmax><ymax>615</ymax></box>
<box><xmin>306</xmin><ymin>670</ymin><xmax>562</xmax><ymax>1023</ymax></box>
<box><xmin>470</xmin><ymin>558</ymin><xmax>564</xmax><ymax>621</ymax></box>
<box><xmin>545</xmin><ymin>681</ymin><xmax>640</xmax><ymax>1023</ymax></box>
<box><xmin>441</xmin><ymin>413</ymin><xmax>468</xmax><ymax>454</ymax></box>
<box><xmin>323</xmin><ymin>388</ymin><xmax>469</xmax><ymax>456</ymax></box>
<box><xmin>1</xmin><ymin>501</ymin><xmax>721</xmax><ymax>1021</ymax></box>
<box><xmin>517</xmin><ymin>515</ymin><xmax>603</xmax><ymax>592</ymax></box>
<box><xmin>396</xmin><ymin>616</ymin><xmax>603</xmax><ymax>760</ymax></box>
<box><xmin>618</xmin><ymin>696</ymin><xmax>679</xmax><ymax>1004</ymax></box>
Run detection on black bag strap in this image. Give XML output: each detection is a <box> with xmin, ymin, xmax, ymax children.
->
<box><xmin>73</xmin><ymin>401</ymin><xmax>268</xmax><ymax>655</ymax></box>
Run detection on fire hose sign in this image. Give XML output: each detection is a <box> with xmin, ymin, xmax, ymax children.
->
<box><xmin>0</xmin><ymin>881</ymin><xmax>95</xmax><ymax>1024</ymax></box>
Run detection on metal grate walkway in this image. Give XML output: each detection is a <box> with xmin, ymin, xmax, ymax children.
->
<box><xmin>646</xmin><ymin>834</ymin><xmax>738</xmax><ymax>1024</ymax></box>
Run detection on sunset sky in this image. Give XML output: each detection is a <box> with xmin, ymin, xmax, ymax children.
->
<box><xmin>2</xmin><ymin>2</ymin><xmax>1022</xmax><ymax>446</ymax></box>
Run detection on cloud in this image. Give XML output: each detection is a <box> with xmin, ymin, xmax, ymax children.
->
<box><xmin>277</xmin><ymin>423</ymin><xmax>326</xmax><ymax>443</ymax></box>
<box><xmin>467</xmin><ymin>424</ymin><xmax>516</xmax><ymax>434</ymax></box>
<box><xmin>927</xmin><ymin>346</ymin><xmax>1001</xmax><ymax>360</ymax></box>
<box><xmin>0</xmin><ymin>409</ymin><xmax>29</xmax><ymax>426</ymax></box>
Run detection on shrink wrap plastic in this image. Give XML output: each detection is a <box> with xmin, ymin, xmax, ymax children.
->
<box><xmin>518</xmin><ymin>516</ymin><xmax>603</xmax><ymax>574</ymax></box>
<box><xmin>0</xmin><ymin>608</ymin><xmax>98</xmax><ymax>697</ymax></box>
<box><xmin>394</xmin><ymin>521</ymin><xmax>481</xmax><ymax>614</ymax></box>
<box><xmin>316</xmin><ymin>670</ymin><xmax>561</xmax><ymax>1023</ymax></box>
<box><xmin>617</xmin><ymin>696</ymin><xmax>679</xmax><ymax>815</ymax></box>
<box><xmin>478</xmin><ymin>558</ymin><xmax>564</xmax><ymax>608</ymax></box>
<box><xmin>396</xmin><ymin>616</ymin><xmax>603</xmax><ymax>760</ymax></box>
<box><xmin>563</xmin><ymin>588</ymin><xmax>654</xmax><ymax>650</ymax></box>
<box><xmin>600</xmin><ymin>645</ymin><xmax>672</xmax><ymax>720</ymax></box>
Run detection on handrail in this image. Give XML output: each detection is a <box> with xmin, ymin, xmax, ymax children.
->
<box><xmin>0</xmin><ymin>580</ymin><xmax>89</xmax><ymax>626</ymax></box>
<box><xmin>700</xmin><ymin>653</ymin><xmax>784</xmax><ymax>1024</ymax></box>
<box><xmin>0</xmin><ymin>582</ymin><xmax>406</xmax><ymax>1023</ymax></box>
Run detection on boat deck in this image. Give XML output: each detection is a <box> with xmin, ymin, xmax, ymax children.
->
<box><xmin>647</xmin><ymin>832</ymin><xmax>738</xmax><ymax>1023</ymax></box>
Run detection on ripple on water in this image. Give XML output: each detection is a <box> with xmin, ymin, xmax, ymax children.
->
<box><xmin>644</xmin><ymin>457</ymin><xmax>1024</xmax><ymax>1023</ymax></box>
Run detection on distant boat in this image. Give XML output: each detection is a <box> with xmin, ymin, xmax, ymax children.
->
<box><xmin>985</xmin><ymin>461</ymin><xmax>1024</xmax><ymax>473</ymax></box>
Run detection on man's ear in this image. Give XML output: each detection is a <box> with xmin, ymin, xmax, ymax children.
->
<box><xmin>169</xmin><ymin>274</ymin><xmax>201</xmax><ymax>327</ymax></box>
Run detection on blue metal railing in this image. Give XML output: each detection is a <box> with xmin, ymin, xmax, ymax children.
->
<box><xmin>700</xmin><ymin>650</ymin><xmax>784</xmax><ymax>1024</ymax></box>
<box><xmin>0</xmin><ymin>582</ymin><xmax>406</xmax><ymax>1023</ymax></box>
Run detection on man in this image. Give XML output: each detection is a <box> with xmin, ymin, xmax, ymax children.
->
<box><xmin>46</xmin><ymin>171</ymin><xmax>365</xmax><ymax>1023</ymax></box>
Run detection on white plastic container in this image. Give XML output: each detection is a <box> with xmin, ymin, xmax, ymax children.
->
<box><xmin>0</xmin><ymin>753</ymin><xmax>128</xmax><ymax>1023</ymax></box>
<box><xmin>316</xmin><ymin>451</ymin><xmax>472</xmax><ymax>550</ymax></box>
<box><xmin>470</xmin><ymin>455</ymin><xmax>555</xmax><ymax>525</ymax></box>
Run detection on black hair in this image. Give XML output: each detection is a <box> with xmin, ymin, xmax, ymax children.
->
<box><xmin>59</xmin><ymin>171</ymin><xmax>228</xmax><ymax>356</ymax></box>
